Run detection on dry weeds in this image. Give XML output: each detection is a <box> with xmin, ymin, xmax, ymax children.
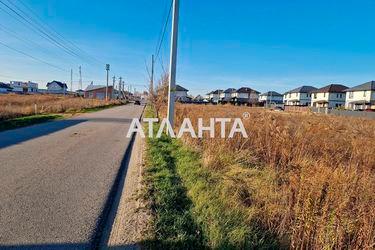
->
<box><xmin>171</xmin><ymin>104</ymin><xmax>375</xmax><ymax>249</ymax></box>
<box><xmin>0</xmin><ymin>94</ymin><xmax>122</xmax><ymax>121</ymax></box>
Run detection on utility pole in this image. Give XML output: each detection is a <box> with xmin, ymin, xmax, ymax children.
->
<box><xmin>70</xmin><ymin>69</ymin><xmax>73</xmax><ymax>92</ymax></box>
<box><xmin>113</xmin><ymin>75</ymin><xmax>116</xmax><ymax>99</ymax></box>
<box><xmin>79</xmin><ymin>66</ymin><xmax>82</xmax><ymax>90</ymax></box>
<box><xmin>119</xmin><ymin>77</ymin><xmax>122</xmax><ymax>99</ymax></box>
<box><xmin>106</xmin><ymin>64</ymin><xmax>110</xmax><ymax>101</ymax></box>
<box><xmin>150</xmin><ymin>54</ymin><xmax>154</xmax><ymax>97</ymax></box>
<box><xmin>167</xmin><ymin>0</ymin><xmax>180</xmax><ymax>128</ymax></box>
<box><xmin>112</xmin><ymin>75</ymin><xmax>115</xmax><ymax>99</ymax></box>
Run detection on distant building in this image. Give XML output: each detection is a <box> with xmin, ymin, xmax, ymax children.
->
<box><xmin>311</xmin><ymin>84</ymin><xmax>348</xmax><ymax>108</ymax></box>
<box><xmin>209</xmin><ymin>89</ymin><xmax>223</xmax><ymax>104</ymax></box>
<box><xmin>283</xmin><ymin>86</ymin><xmax>317</xmax><ymax>106</ymax></box>
<box><xmin>193</xmin><ymin>95</ymin><xmax>205</xmax><ymax>103</ymax></box>
<box><xmin>84</xmin><ymin>84</ymin><xmax>114</xmax><ymax>100</ymax></box>
<box><xmin>219</xmin><ymin>88</ymin><xmax>236</xmax><ymax>103</ymax></box>
<box><xmin>232</xmin><ymin>87</ymin><xmax>260</xmax><ymax>105</ymax></box>
<box><xmin>174</xmin><ymin>85</ymin><xmax>190</xmax><ymax>102</ymax></box>
<box><xmin>10</xmin><ymin>81</ymin><xmax>38</xmax><ymax>93</ymax></box>
<box><xmin>259</xmin><ymin>91</ymin><xmax>283</xmax><ymax>104</ymax></box>
<box><xmin>46</xmin><ymin>81</ymin><xmax>68</xmax><ymax>94</ymax></box>
<box><xmin>344</xmin><ymin>81</ymin><xmax>375</xmax><ymax>110</ymax></box>
<box><xmin>76</xmin><ymin>89</ymin><xmax>84</xmax><ymax>97</ymax></box>
<box><xmin>0</xmin><ymin>82</ymin><xmax>12</xmax><ymax>93</ymax></box>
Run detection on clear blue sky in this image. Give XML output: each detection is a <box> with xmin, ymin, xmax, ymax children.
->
<box><xmin>1</xmin><ymin>0</ymin><xmax>375</xmax><ymax>95</ymax></box>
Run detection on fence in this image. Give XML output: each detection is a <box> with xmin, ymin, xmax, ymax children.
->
<box><xmin>311</xmin><ymin>107</ymin><xmax>375</xmax><ymax>119</ymax></box>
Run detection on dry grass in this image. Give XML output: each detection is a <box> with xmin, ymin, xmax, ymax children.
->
<box><xmin>168</xmin><ymin>104</ymin><xmax>375</xmax><ymax>249</ymax></box>
<box><xmin>0</xmin><ymin>94</ymin><xmax>122</xmax><ymax>121</ymax></box>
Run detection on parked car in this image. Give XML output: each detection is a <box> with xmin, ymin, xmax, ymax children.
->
<box><xmin>134</xmin><ymin>100</ymin><xmax>141</xmax><ymax>105</ymax></box>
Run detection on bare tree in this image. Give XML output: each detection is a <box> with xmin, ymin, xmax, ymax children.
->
<box><xmin>153</xmin><ymin>73</ymin><xmax>169</xmax><ymax>118</ymax></box>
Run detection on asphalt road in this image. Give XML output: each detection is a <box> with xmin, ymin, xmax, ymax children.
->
<box><xmin>0</xmin><ymin>104</ymin><xmax>144</xmax><ymax>249</ymax></box>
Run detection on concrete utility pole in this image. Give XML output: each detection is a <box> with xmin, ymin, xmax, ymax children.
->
<box><xmin>106</xmin><ymin>64</ymin><xmax>110</xmax><ymax>101</ymax></box>
<box><xmin>70</xmin><ymin>69</ymin><xmax>73</xmax><ymax>92</ymax></box>
<box><xmin>119</xmin><ymin>76</ymin><xmax>125</xmax><ymax>97</ymax></box>
<box><xmin>79</xmin><ymin>66</ymin><xmax>82</xmax><ymax>90</ymax></box>
<box><xmin>150</xmin><ymin>54</ymin><xmax>154</xmax><ymax>96</ymax></box>
<box><xmin>113</xmin><ymin>76</ymin><xmax>116</xmax><ymax>99</ymax></box>
<box><xmin>112</xmin><ymin>75</ymin><xmax>115</xmax><ymax>99</ymax></box>
<box><xmin>167</xmin><ymin>0</ymin><xmax>180</xmax><ymax>128</ymax></box>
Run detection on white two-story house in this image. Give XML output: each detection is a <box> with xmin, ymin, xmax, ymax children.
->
<box><xmin>219</xmin><ymin>88</ymin><xmax>236</xmax><ymax>104</ymax></box>
<box><xmin>47</xmin><ymin>80</ymin><xmax>68</xmax><ymax>94</ymax></box>
<box><xmin>174</xmin><ymin>85</ymin><xmax>190</xmax><ymax>102</ymax></box>
<box><xmin>283</xmin><ymin>86</ymin><xmax>317</xmax><ymax>106</ymax></box>
<box><xmin>209</xmin><ymin>90</ymin><xmax>223</xmax><ymax>104</ymax></box>
<box><xmin>344</xmin><ymin>81</ymin><xmax>375</xmax><ymax>111</ymax></box>
<box><xmin>9</xmin><ymin>81</ymin><xmax>38</xmax><ymax>93</ymax></box>
<box><xmin>259</xmin><ymin>91</ymin><xmax>283</xmax><ymax>104</ymax></box>
<box><xmin>232</xmin><ymin>87</ymin><xmax>260</xmax><ymax>105</ymax></box>
<box><xmin>311</xmin><ymin>84</ymin><xmax>348</xmax><ymax>108</ymax></box>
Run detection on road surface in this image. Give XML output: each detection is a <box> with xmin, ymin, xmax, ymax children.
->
<box><xmin>0</xmin><ymin>104</ymin><xmax>144</xmax><ymax>249</ymax></box>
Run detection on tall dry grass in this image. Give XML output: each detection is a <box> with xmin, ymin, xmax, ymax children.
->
<box><xmin>170</xmin><ymin>104</ymin><xmax>375</xmax><ymax>249</ymax></box>
<box><xmin>0</xmin><ymin>94</ymin><xmax>121</xmax><ymax>121</ymax></box>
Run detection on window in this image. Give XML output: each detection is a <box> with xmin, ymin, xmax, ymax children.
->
<box><xmin>349</xmin><ymin>92</ymin><xmax>353</xmax><ymax>99</ymax></box>
<box><xmin>323</xmin><ymin>92</ymin><xmax>326</xmax><ymax>97</ymax></box>
<box><xmin>314</xmin><ymin>93</ymin><xmax>317</xmax><ymax>99</ymax></box>
<box><xmin>363</xmin><ymin>91</ymin><xmax>367</xmax><ymax>97</ymax></box>
<box><xmin>289</xmin><ymin>93</ymin><xmax>291</xmax><ymax>98</ymax></box>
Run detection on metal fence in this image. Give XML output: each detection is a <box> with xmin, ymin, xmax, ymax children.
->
<box><xmin>311</xmin><ymin>107</ymin><xmax>375</xmax><ymax>119</ymax></box>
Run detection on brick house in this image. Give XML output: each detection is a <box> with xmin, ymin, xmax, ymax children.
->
<box><xmin>84</xmin><ymin>85</ymin><xmax>114</xmax><ymax>100</ymax></box>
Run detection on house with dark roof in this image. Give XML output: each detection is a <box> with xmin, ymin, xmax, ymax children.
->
<box><xmin>174</xmin><ymin>84</ymin><xmax>190</xmax><ymax>102</ymax></box>
<box><xmin>47</xmin><ymin>80</ymin><xmax>68</xmax><ymax>94</ymax></box>
<box><xmin>84</xmin><ymin>84</ymin><xmax>114</xmax><ymax>100</ymax></box>
<box><xmin>208</xmin><ymin>89</ymin><xmax>223</xmax><ymax>104</ymax></box>
<box><xmin>0</xmin><ymin>82</ymin><xmax>12</xmax><ymax>93</ymax></box>
<box><xmin>283</xmin><ymin>85</ymin><xmax>317</xmax><ymax>106</ymax></box>
<box><xmin>344</xmin><ymin>81</ymin><xmax>375</xmax><ymax>110</ymax></box>
<box><xmin>219</xmin><ymin>88</ymin><xmax>236</xmax><ymax>103</ymax></box>
<box><xmin>311</xmin><ymin>84</ymin><xmax>348</xmax><ymax>108</ymax></box>
<box><xmin>259</xmin><ymin>91</ymin><xmax>283</xmax><ymax>104</ymax></box>
<box><xmin>231</xmin><ymin>87</ymin><xmax>260</xmax><ymax>105</ymax></box>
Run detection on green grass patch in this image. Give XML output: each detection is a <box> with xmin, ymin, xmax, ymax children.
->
<box><xmin>0</xmin><ymin>114</ymin><xmax>63</xmax><ymax>132</ymax></box>
<box><xmin>142</xmin><ymin>106</ymin><xmax>279</xmax><ymax>249</ymax></box>
<box><xmin>78</xmin><ymin>102</ymin><xmax>124</xmax><ymax>113</ymax></box>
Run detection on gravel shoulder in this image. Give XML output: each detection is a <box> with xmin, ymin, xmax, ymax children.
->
<box><xmin>102</xmin><ymin>132</ymin><xmax>151</xmax><ymax>250</ymax></box>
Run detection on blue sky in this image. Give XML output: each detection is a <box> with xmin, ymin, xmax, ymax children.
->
<box><xmin>1</xmin><ymin>0</ymin><xmax>375</xmax><ymax>95</ymax></box>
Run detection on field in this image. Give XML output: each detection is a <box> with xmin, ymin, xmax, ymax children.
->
<box><xmin>0</xmin><ymin>94</ymin><xmax>122</xmax><ymax>121</ymax></box>
<box><xmin>145</xmin><ymin>103</ymin><xmax>375</xmax><ymax>249</ymax></box>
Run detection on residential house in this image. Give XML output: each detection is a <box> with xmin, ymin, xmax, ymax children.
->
<box><xmin>76</xmin><ymin>89</ymin><xmax>84</xmax><ymax>97</ymax></box>
<box><xmin>0</xmin><ymin>82</ymin><xmax>12</xmax><ymax>93</ymax></box>
<box><xmin>209</xmin><ymin>90</ymin><xmax>223</xmax><ymax>104</ymax></box>
<box><xmin>193</xmin><ymin>95</ymin><xmax>204</xmax><ymax>103</ymax></box>
<box><xmin>259</xmin><ymin>91</ymin><xmax>283</xmax><ymax>104</ymax></box>
<box><xmin>84</xmin><ymin>84</ymin><xmax>114</xmax><ymax>100</ymax></box>
<box><xmin>47</xmin><ymin>81</ymin><xmax>68</xmax><ymax>94</ymax></box>
<box><xmin>219</xmin><ymin>88</ymin><xmax>236</xmax><ymax>104</ymax></box>
<box><xmin>311</xmin><ymin>84</ymin><xmax>348</xmax><ymax>108</ymax></box>
<box><xmin>344</xmin><ymin>81</ymin><xmax>375</xmax><ymax>110</ymax></box>
<box><xmin>232</xmin><ymin>87</ymin><xmax>260</xmax><ymax>105</ymax></box>
<box><xmin>10</xmin><ymin>81</ymin><xmax>38</xmax><ymax>93</ymax></box>
<box><xmin>174</xmin><ymin>85</ymin><xmax>190</xmax><ymax>102</ymax></box>
<box><xmin>283</xmin><ymin>86</ymin><xmax>317</xmax><ymax>106</ymax></box>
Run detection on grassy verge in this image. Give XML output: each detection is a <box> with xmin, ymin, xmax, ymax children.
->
<box><xmin>142</xmin><ymin>107</ymin><xmax>279</xmax><ymax>249</ymax></box>
<box><xmin>73</xmin><ymin>102</ymin><xmax>126</xmax><ymax>113</ymax></box>
<box><xmin>0</xmin><ymin>114</ymin><xmax>63</xmax><ymax>132</ymax></box>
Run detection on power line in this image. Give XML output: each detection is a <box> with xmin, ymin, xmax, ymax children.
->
<box><xmin>0</xmin><ymin>0</ymin><xmax>94</xmax><ymax>66</ymax></box>
<box><xmin>0</xmin><ymin>40</ymin><xmax>67</xmax><ymax>72</ymax></box>
<box><xmin>154</xmin><ymin>0</ymin><xmax>173</xmax><ymax>61</ymax></box>
<box><xmin>15</xmin><ymin>0</ymin><xmax>104</xmax><ymax>66</ymax></box>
